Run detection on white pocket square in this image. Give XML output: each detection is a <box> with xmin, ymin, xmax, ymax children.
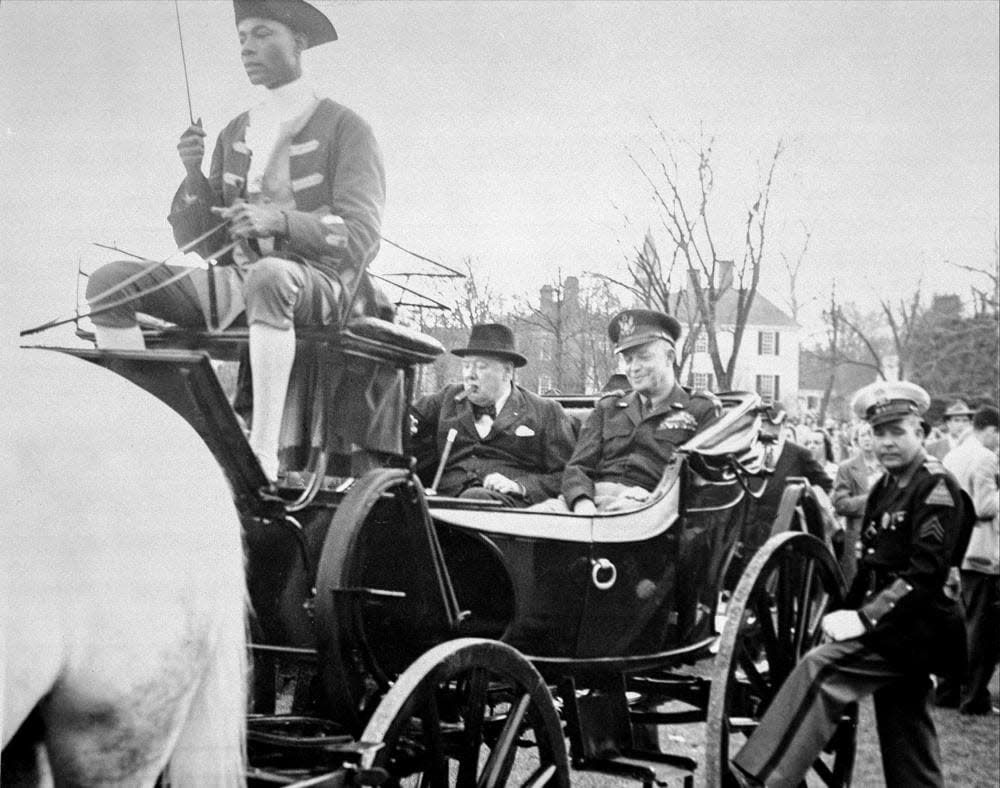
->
<box><xmin>514</xmin><ymin>425</ymin><xmax>536</xmax><ymax>437</ymax></box>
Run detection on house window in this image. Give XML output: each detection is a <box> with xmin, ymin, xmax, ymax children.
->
<box><xmin>537</xmin><ymin>374</ymin><xmax>553</xmax><ymax>394</ymax></box>
<box><xmin>757</xmin><ymin>330</ymin><xmax>780</xmax><ymax>356</ymax></box>
<box><xmin>756</xmin><ymin>374</ymin><xmax>780</xmax><ymax>402</ymax></box>
<box><xmin>539</xmin><ymin>340</ymin><xmax>552</xmax><ymax>362</ymax></box>
<box><xmin>692</xmin><ymin>372</ymin><xmax>714</xmax><ymax>391</ymax></box>
<box><xmin>694</xmin><ymin>333</ymin><xmax>708</xmax><ymax>354</ymax></box>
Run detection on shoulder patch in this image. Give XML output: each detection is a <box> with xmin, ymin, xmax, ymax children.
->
<box><xmin>922</xmin><ymin>456</ymin><xmax>946</xmax><ymax>474</ymax></box>
<box><xmin>918</xmin><ymin>517</ymin><xmax>945</xmax><ymax>543</ymax></box>
<box><xmin>924</xmin><ymin>479</ymin><xmax>955</xmax><ymax>508</ymax></box>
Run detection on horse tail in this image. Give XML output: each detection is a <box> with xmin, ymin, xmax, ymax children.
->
<box><xmin>163</xmin><ymin>529</ymin><xmax>248</xmax><ymax>787</ymax></box>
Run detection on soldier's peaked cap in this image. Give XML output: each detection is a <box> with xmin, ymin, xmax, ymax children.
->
<box><xmin>851</xmin><ymin>381</ymin><xmax>931</xmax><ymax>427</ymax></box>
<box><xmin>234</xmin><ymin>0</ymin><xmax>337</xmax><ymax>48</ymax></box>
<box><xmin>608</xmin><ymin>309</ymin><xmax>681</xmax><ymax>353</ymax></box>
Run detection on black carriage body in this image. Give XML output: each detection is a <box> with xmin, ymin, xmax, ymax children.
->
<box><xmin>44</xmin><ymin>332</ymin><xmax>765</xmax><ymax>676</ymax></box>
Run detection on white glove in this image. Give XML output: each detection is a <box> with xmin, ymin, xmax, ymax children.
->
<box><xmin>821</xmin><ymin>610</ymin><xmax>866</xmax><ymax>641</ymax></box>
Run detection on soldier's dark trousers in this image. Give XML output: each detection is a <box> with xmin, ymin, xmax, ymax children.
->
<box><xmin>960</xmin><ymin>569</ymin><xmax>1000</xmax><ymax>714</ymax></box>
<box><xmin>733</xmin><ymin>639</ymin><xmax>944</xmax><ymax>788</ymax></box>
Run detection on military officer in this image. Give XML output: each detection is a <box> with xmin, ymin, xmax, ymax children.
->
<box><xmin>561</xmin><ymin>309</ymin><xmax>719</xmax><ymax>514</ymax></box>
<box><xmin>731</xmin><ymin>380</ymin><xmax>971</xmax><ymax>788</ymax></box>
<box><xmin>411</xmin><ymin>324</ymin><xmax>576</xmax><ymax>507</ymax></box>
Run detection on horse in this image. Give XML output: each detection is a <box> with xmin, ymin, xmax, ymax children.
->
<box><xmin>1</xmin><ymin>347</ymin><xmax>247</xmax><ymax>786</ymax></box>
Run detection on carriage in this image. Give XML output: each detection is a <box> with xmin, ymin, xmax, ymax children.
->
<box><xmin>39</xmin><ymin>313</ymin><xmax>856</xmax><ymax>787</ymax></box>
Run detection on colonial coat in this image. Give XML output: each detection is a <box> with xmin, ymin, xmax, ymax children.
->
<box><xmin>167</xmin><ymin>98</ymin><xmax>387</xmax><ymax>319</ymax></box>
<box><xmin>561</xmin><ymin>385</ymin><xmax>719</xmax><ymax>508</ymax></box>
<box><xmin>412</xmin><ymin>384</ymin><xmax>576</xmax><ymax>505</ymax></box>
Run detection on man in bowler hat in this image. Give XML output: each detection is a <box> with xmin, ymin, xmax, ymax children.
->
<box><xmin>731</xmin><ymin>380</ymin><xmax>971</xmax><ymax>788</ymax></box>
<box><xmin>411</xmin><ymin>324</ymin><xmax>577</xmax><ymax>507</ymax></box>
<box><xmin>561</xmin><ymin>309</ymin><xmax>719</xmax><ymax>513</ymax></box>
<box><xmin>86</xmin><ymin>0</ymin><xmax>385</xmax><ymax>482</ymax></box>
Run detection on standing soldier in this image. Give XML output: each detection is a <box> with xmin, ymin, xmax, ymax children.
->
<box><xmin>731</xmin><ymin>381</ymin><xmax>970</xmax><ymax>788</ymax></box>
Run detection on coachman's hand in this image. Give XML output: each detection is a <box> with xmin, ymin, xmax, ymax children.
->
<box><xmin>177</xmin><ymin>118</ymin><xmax>206</xmax><ymax>175</ymax></box>
<box><xmin>212</xmin><ymin>201</ymin><xmax>288</xmax><ymax>239</ymax></box>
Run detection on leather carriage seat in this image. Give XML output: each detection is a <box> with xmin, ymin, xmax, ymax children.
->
<box><xmin>680</xmin><ymin>391</ymin><xmax>762</xmax><ymax>458</ymax></box>
<box><xmin>342</xmin><ymin>316</ymin><xmax>445</xmax><ymax>360</ymax></box>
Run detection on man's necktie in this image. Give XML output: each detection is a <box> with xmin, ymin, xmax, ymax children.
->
<box><xmin>472</xmin><ymin>403</ymin><xmax>497</xmax><ymax>420</ymax></box>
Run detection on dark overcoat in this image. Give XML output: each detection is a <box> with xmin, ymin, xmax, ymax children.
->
<box><xmin>412</xmin><ymin>384</ymin><xmax>576</xmax><ymax>504</ymax></box>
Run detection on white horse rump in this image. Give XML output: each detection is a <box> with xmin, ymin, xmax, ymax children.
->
<box><xmin>1</xmin><ymin>350</ymin><xmax>246</xmax><ymax>786</ymax></box>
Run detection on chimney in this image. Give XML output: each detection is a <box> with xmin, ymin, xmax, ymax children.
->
<box><xmin>564</xmin><ymin>276</ymin><xmax>579</xmax><ymax>316</ymax></box>
<box><xmin>540</xmin><ymin>284</ymin><xmax>554</xmax><ymax>315</ymax></box>
<box><xmin>717</xmin><ymin>260</ymin><xmax>734</xmax><ymax>292</ymax></box>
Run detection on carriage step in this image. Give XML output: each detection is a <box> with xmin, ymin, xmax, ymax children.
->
<box><xmin>573</xmin><ymin>753</ymin><xmax>695</xmax><ymax>787</ymax></box>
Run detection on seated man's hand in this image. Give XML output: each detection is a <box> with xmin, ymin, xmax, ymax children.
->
<box><xmin>821</xmin><ymin>610</ymin><xmax>866</xmax><ymax>641</ymax></box>
<box><xmin>482</xmin><ymin>472</ymin><xmax>524</xmax><ymax>497</ymax></box>
<box><xmin>572</xmin><ymin>498</ymin><xmax>598</xmax><ymax>515</ymax></box>
<box><xmin>213</xmin><ymin>200</ymin><xmax>287</xmax><ymax>239</ymax></box>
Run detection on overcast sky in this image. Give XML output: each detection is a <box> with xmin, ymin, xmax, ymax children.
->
<box><xmin>1</xmin><ymin>0</ymin><xmax>997</xmax><ymax>345</ymax></box>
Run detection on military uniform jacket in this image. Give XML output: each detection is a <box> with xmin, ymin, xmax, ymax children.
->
<box><xmin>561</xmin><ymin>385</ymin><xmax>718</xmax><ymax>508</ymax></box>
<box><xmin>412</xmin><ymin>384</ymin><xmax>576</xmax><ymax>504</ymax></box>
<box><xmin>167</xmin><ymin>98</ymin><xmax>385</xmax><ymax>287</ymax></box>
<box><xmin>845</xmin><ymin>454</ymin><xmax>968</xmax><ymax>675</ymax></box>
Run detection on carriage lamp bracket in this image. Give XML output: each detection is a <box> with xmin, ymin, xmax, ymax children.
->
<box><xmin>591</xmin><ymin>557</ymin><xmax>617</xmax><ymax>590</ymax></box>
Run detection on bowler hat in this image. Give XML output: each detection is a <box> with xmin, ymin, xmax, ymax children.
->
<box><xmin>851</xmin><ymin>381</ymin><xmax>931</xmax><ymax>428</ymax></box>
<box><xmin>942</xmin><ymin>399</ymin><xmax>975</xmax><ymax>420</ymax></box>
<box><xmin>608</xmin><ymin>309</ymin><xmax>681</xmax><ymax>354</ymax></box>
<box><xmin>234</xmin><ymin>0</ymin><xmax>337</xmax><ymax>48</ymax></box>
<box><xmin>451</xmin><ymin>324</ymin><xmax>527</xmax><ymax>368</ymax></box>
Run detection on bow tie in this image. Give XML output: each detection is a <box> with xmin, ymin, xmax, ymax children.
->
<box><xmin>472</xmin><ymin>403</ymin><xmax>497</xmax><ymax>420</ymax></box>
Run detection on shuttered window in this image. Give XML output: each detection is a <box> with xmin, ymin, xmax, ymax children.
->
<box><xmin>756</xmin><ymin>374</ymin><xmax>780</xmax><ymax>401</ymax></box>
<box><xmin>758</xmin><ymin>331</ymin><xmax>779</xmax><ymax>355</ymax></box>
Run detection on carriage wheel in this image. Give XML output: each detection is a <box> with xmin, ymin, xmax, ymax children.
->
<box><xmin>704</xmin><ymin>531</ymin><xmax>856</xmax><ymax>787</ymax></box>
<box><xmin>359</xmin><ymin>638</ymin><xmax>570</xmax><ymax>788</ymax></box>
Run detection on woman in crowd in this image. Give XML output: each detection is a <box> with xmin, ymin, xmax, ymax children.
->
<box><xmin>831</xmin><ymin>422</ymin><xmax>883</xmax><ymax>585</ymax></box>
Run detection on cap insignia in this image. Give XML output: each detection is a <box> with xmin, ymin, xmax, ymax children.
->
<box><xmin>617</xmin><ymin>315</ymin><xmax>635</xmax><ymax>338</ymax></box>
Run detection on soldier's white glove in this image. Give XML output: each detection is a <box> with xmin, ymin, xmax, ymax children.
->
<box><xmin>821</xmin><ymin>610</ymin><xmax>866</xmax><ymax>641</ymax></box>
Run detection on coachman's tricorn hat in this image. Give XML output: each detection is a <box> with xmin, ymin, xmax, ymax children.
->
<box><xmin>851</xmin><ymin>380</ymin><xmax>931</xmax><ymax>428</ymax></box>
<box><xmin>451</xmin><ymin>324</ymin><xmax>527</xmax><ymax>368</ymax></box>
<box><xmin>234</xmin><ymin>0</ymin><xmax>337</xmax><ymax>48</ymax></box>
<box><xmin>608</xmin><ymin>309</ymin><xmax>681</xmax><ymax>354</ymax></box>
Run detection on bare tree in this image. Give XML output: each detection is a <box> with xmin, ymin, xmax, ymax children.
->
<box><xmin>780</xmin><ymin>222</ymin><xmax>812</xmax><ymax>325</ymax></box>
<box><xmin>601</xmin><ymin>122</ymin><xmax>785</xmax><ymax>389</ymax></box>
<box><xmin>946</xmin><ymin>228</ymin><xmax>999</xmax><ymax>318</ymax></box>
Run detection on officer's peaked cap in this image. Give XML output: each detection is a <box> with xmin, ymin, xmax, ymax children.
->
<box><xmin>608</xmin><ymin>309</ymin><xmax>681</xmax><ymax>354</ymax></box>
<box><xmin>234</xmin><ymin>0</ymin><xmax>337</xmax><ymax>48</ymax></box>
<box><xmin>851</xmin><ymin>381</ymin><xmax>931</xmax><ymax>428</ymax></box>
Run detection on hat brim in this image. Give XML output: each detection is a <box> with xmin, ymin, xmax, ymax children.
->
<box><xmin>944</xmin><ymin>410</ymin><xmax>975</xmax><ymax>419</ymax></box>
<box><xmin>615</xmin><ymin>333</ymin><xmax>676</xmax><ymax>354</ymax></box>
<box><xmin>452</xmin><ymin>348</ymin><xmax>527</xmax><ymax>368</ymax></box>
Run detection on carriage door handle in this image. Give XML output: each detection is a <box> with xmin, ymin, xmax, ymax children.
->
<box><xmin>590</xmin><ymin>557</ymin><xmax>617</xmax><ymax>590</ymax></box>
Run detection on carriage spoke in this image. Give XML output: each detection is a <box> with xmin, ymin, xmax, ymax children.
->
<box><xmin>478</xmin><ymin>692</ymin><xmax>531</xmax><ymax>788</ymax></box>
<box><xmin>793</xmin><ymin>559</ymin><xmax>817</xmax><ymax>657</ymax></box>
<box><xmin>421</xmin><ymin>690</ymin><xmax>450</xmax><ymax>787</ymax></box>
<box><xmin>735</xmin><ymin>642</ymin><xmax>771</xmax><ymax>698</ymax></box>
<box><xmin>750</xmin><ymin>590</ymin><xmax>779</xmax><ymax>672</ymax></box>
<box><xmin>456</xmin><ymin>668</ymin><xmax>489</xmax><ymax>788</ymax></box>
